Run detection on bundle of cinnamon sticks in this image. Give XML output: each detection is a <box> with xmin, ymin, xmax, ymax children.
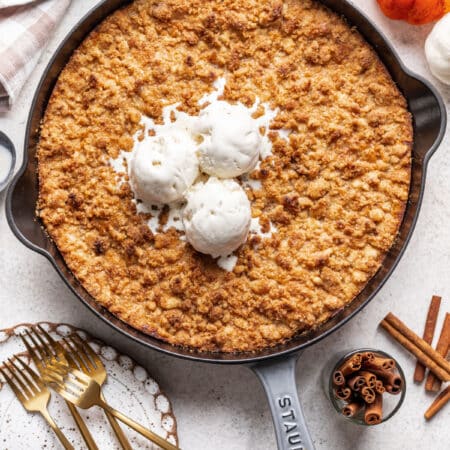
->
<box><xmin>333</xmin><ymin>351</ymin><xmax>403</xmax><ymax>424</ymax></box>
<box><xmin>379</xmin><ymin>296</ymin><xmax>450</xmax><ymax>420</ymax></box>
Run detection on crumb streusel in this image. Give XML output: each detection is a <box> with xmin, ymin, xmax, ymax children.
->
<box><xmin>38</xmin><ymin>0</ymin><xmax>412</xmax><ymax>352</ymax></box>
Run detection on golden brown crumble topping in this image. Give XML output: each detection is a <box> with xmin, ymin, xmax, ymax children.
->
<box><xmin>38</xmin><ymin>0</ymin><xmax>412</xmax><ymax>352</ymax></box>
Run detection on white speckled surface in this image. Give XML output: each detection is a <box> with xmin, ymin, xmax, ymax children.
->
<box><xmin>0</xmin><ymin>1</ymin><xmax>449</xmax><ymax>449</ymax></box>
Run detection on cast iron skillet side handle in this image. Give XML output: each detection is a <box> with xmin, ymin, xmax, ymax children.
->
<box><xmin>250</xmin><ymin>353</ymin><xmax>315</xmax><ymax>450</ymax></box>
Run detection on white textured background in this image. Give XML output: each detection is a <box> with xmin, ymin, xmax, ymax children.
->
<box><xmin>0</xmin><ymin>1</ymin><xmax>449</xmax><ymax>449</ymax></box>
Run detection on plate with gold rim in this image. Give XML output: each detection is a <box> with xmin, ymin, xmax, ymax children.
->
<box><xmin>0</xmin><ymin>322</ymin><xmax>178</xmax><ymax>449</ymax></box>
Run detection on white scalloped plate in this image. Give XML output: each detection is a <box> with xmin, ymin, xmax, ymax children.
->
<box><xmin>0</xmin><ymin>322</ymin><xmax>178</xmax><ymax>449</ymax></box>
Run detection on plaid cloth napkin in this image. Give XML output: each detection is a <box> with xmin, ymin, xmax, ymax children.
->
<box><xmin>0</xmin><ymin>0</ymin><xmax>71</xmax><ymax>112</ymax></box>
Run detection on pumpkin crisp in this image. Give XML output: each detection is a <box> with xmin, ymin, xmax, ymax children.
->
<box><xmin>38</xmin><ymin>0</ymin><xmax>412</xmax><ymax>352</ymax></box>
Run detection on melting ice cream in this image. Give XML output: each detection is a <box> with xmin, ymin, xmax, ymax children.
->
<box><xmin>110</xmin><ymin>77</ymin><xmax>285</xmax><ymax>269</ymax></box>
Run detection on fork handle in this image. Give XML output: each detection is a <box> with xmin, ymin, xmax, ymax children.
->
<box><xmin>99</xmin><ymin>401</ymin><xmax>179</xmax><ymax>450</ymax></box>
<box><xmin>100</xmin><ymin>393</ymin><xmax>132</xmax><ymax>450</ymax></box>
<box><xmin>41</xmin><ymin>408</ymin><xmax>75</xmax><ymax>450</ymax></box>
<box><xmin>66</xmin><ymin>401</ymin><xmax>99</xmax><ymax>450</ymax></box>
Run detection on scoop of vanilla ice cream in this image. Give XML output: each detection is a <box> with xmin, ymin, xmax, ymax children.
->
<box><xmin>425</xmin><ymin>13</ymin><xmax>450</xmax><ymax>85</ymax></box>
<box><xmin>195</xmin><ymin>101</ymin><xmax>261</xmax><ymax>178</ymax></box>
<box><xmin>130</xmin><ymin>130</ymin><xmax>199</xmax><ymax>204</ymax></box>
<box><xmin>183</xmin><ymin>177</ymin><xmax>251</xmax><ymax>258</ymax></box>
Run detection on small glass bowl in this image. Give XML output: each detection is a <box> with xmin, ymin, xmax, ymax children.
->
<box><xmin>322</xmin><ymin>348</ymin><xmax>406</xmax><ymax>425</ymax></box>
<box><xmin>0</xmin><ymin>131</ymin><xmax>16</xmax><ymax>194</ymax></box>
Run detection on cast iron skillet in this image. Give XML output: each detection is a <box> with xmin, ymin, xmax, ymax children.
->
<box><xmin>5</xmin><ymin>0</ymin><xmax>447</xmax><ymax>448</ymax></box>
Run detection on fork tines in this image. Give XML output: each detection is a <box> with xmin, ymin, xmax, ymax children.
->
<box><xmin>62</xmin><ymin>335</ymin><xmax>100</xmax><ymax>372</ymax></box>
<box><xmin>0</xmin><ymin>355</ymin><xmax>45</xmax><ymax>401</ymax></box>
<box><xmin>22</xmin><ymin>325</ymin><xmax>65</xmax><ymax>361</ymax></box>
<box><xmin>1</xmin><ymin>353</ymin><xmax>75</xmax><ymax>450</ymax></box>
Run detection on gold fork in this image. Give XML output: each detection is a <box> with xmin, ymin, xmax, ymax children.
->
<box><xmin>46</xmin><ymin>328</ymin><xmax>132</xmax><ymax>450</ymax></box>
<box><xmin>61</xmin><ymin>334</ymin><xmax>133</xmax><ymax>449</ymax></box>
<box><xmin>45</xmin><ymin>366</ymin><xmax>180</xmax><ymax>450</ymax></box>
<box><xmin>0</xmin><ymin>356</ymin><xmax>74</xmax><ymax>450</ymax></box>
<box><xmin>21</xmin><ymin>327</ymin><xmax>99</xmax><ymax>450</ymax></box>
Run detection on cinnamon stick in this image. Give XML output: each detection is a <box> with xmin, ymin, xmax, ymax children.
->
<box><xmin>413</xmin><ymin>295</ymin><xmax>441</xmax><ymax>383</ymax></box>
<box><xmin>334</xmin><ymin>386</ymin><xmax>352</xmax><ymax>401</ymax></box>
<box><xmin>332</xmin><ymin>370</ymin><xmax>345</xmax><ymax>386</ymax></box>
<box><xmin>342</xmin><ymin>401</ymin><xmax>363</xmax><ymax>418</ymax></box>
<box><xmin>385</xmin><ymin>383</ymin><xmax>402</xmax><ymax>395</ymax></box>
<box><xmin>375</xmin><ymin>379</ymin><xmax>385</xmax><ymax>394</ymax></box>
<box><xmin>361</xmin><ymin>386</ymin><xmax>376</xmax><ymax>404</ymax></box>
<box><xmin>424</xmin><ymin>385</ymin><xmax>450</xmax><ymax>420</ymax></box>
<box><xmin>366</xmin><ymin>367</ymin><xmax>392</xmax><ymax>379</ymax></box>
<box><xmin>347</xmin><ymin>374</ymin><xmax>366</xmax><ymax>391</ymax></box>
<box><xmin>364</xmin><ymin>394</ymin><xmax>383</xmax><ymax>425</ymax></box>
<box><xmin>386</xmin><ymin>372</ymin><xmax>404</xmax><ymax>393</ymax></box>
<box><xmin>380</xmin><ymin>314</ymin><xmax>450</xmax><ymax>381</ymax></box>
<box><xmin>363</xmin><ymin>356</ymin><xmax>395</xmax><ymax>371</ymax></box>
<box><xmin>359</xmin><ymin>370</ymin><xmax>376</xmax><ymax>388</ymax></box>
<box><xmin>368</xmin><ymin>369</ymin><xmax>403</xmax><ymax>393</ymax></box>
<box><xmin>361</xmin><ymin>352</ymin><xmax>375</xmax><ymax>363</ymax></box>
<box><xmin>338</xmin><ymin>357</ymin><xmax>361</xmax><ymax>376</ymax></box>
<box><xmin>425</xmin><ymin>313</ymin><xmax>450</xmax><ymax>392</ymax></box>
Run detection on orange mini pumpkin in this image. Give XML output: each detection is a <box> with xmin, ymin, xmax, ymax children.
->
<box><xmin>377</xmin><ymin>0</ymin><xmax>414</xmax><ymax>20</ymax></box>
<box><xmin>377</xmin><ymin>0</ymin><xmax>448</xmax><ymax>24</ymax></box>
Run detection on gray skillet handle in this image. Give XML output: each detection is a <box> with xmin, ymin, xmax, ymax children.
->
<box><xmin>251</xmin><ymin>353</ymin><xmax>315</xmax><ymax>450</ymax></box>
